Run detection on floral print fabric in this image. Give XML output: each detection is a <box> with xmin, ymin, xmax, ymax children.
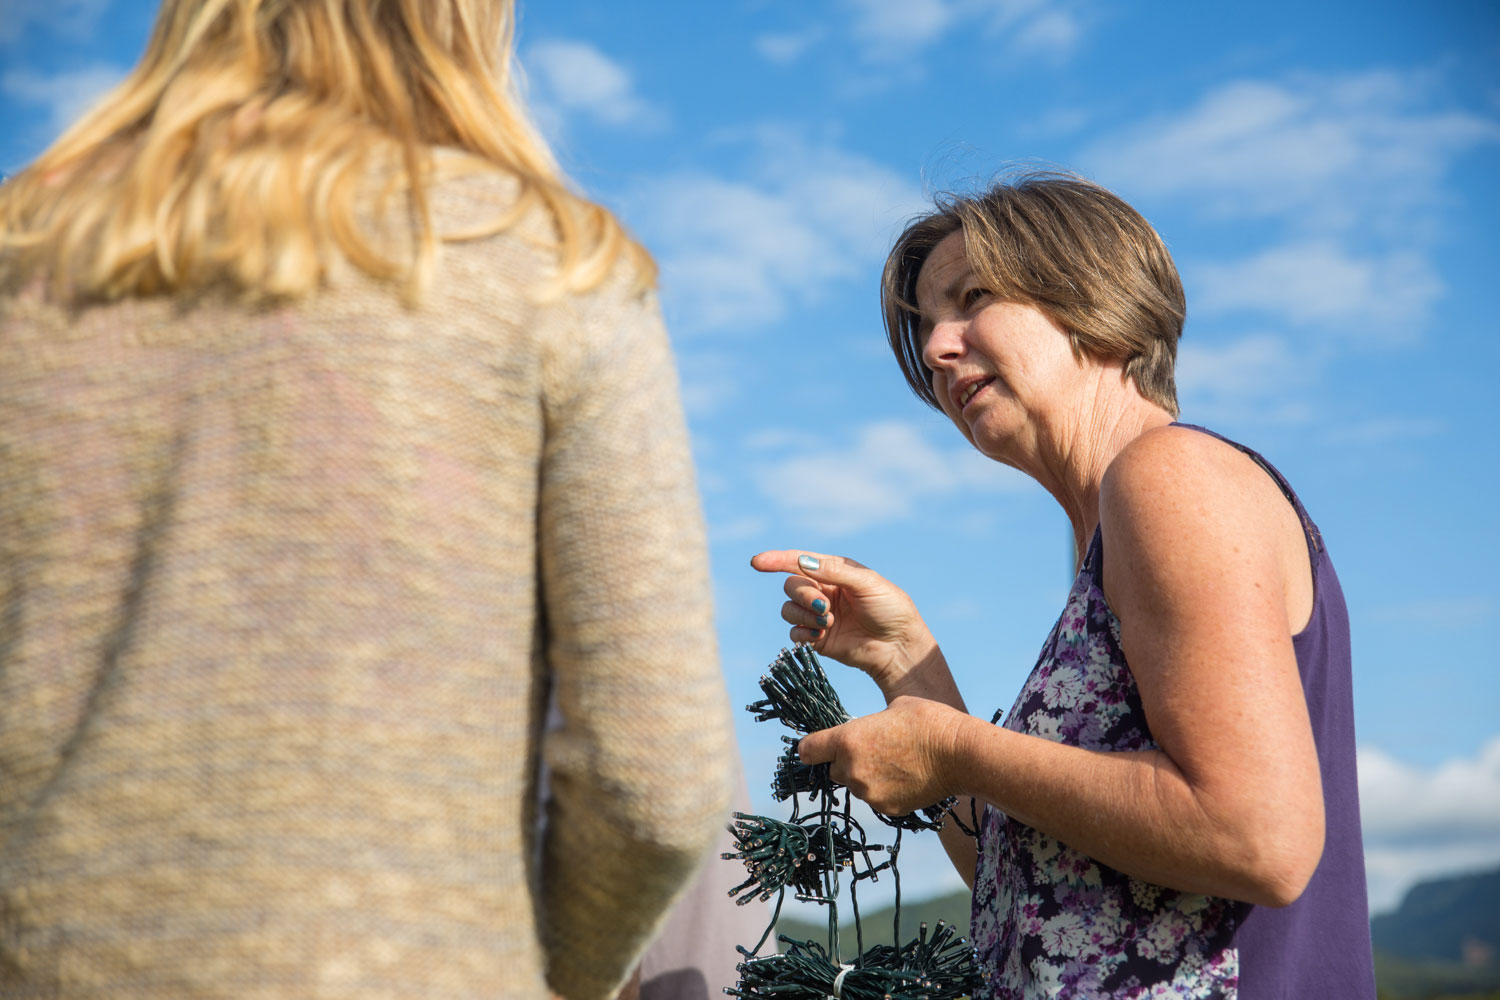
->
<box><xmin>970</xmin><ymin>530</ymin><xmax>1240</xmax><ymax>998</ymax></box>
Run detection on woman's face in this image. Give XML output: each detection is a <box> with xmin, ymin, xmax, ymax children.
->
<box><xmin>915</xmin><ymin>231</ymin><xmax>1087</xmax><ymax>464</ymax></box>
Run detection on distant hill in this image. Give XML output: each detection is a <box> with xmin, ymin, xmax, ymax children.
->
<box><xmin>1372</xmin><ymin>865</ymin><xmax>1500</xmax><ymax>999</ymax></box>
<box><xmin>1373</xmin><ymin>866</ymin><xmax>1500</xmax><ymax>964</ymax></box>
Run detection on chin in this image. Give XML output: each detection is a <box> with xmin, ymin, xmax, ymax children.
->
<box><xmin>966</xmin><ymin>417</ymin><xmax>1020</xmax><ymax>462</ymax></box>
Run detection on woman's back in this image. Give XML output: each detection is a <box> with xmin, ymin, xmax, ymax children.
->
<box><xmin>0</xmin><ymin>169</ymin><xmax>734</xmax><ymax>998</ymax></box>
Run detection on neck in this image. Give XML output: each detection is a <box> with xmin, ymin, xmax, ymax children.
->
<box><xmin>1021</xmin><ymin>373</ymin><xmax>1174</xmax><ymax>567</ymax></box>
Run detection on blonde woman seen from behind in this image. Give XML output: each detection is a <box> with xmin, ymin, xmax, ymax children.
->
<box><xmin>0</xmin><ymin>2</ymin><xmax>735</xmax><ymax>998</ymax></box>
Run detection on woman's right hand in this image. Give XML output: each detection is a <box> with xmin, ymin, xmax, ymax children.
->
<box><xmin>749</xmin><ymin>550</ymin><xmax>936</xmax><ymax>696</ymax></box>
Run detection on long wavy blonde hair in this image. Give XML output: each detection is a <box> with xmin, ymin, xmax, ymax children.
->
<box><xmin>0</xmin><ymin>0</ymin><xmax>653</xmax><ymax>304</ymax></box>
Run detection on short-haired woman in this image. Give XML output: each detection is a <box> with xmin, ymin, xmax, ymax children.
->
<box><xmin>754</xmin><ymin>173</ymin><xmax>1376</xmax><ymax>998</ymax></box>
<box><xmin>0</xmin><ymin>2</ymin><xmax>733</xmax><ymax>997</ymax></box>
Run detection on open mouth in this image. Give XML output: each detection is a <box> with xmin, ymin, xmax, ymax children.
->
<box><xmin>959</xmin><ymin>378</ymin><xmax>994</xmax><ymax>410</ymax></box>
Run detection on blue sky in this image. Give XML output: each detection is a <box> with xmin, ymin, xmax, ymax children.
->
<box><xmin>4</xmin><ymin>0</ymin><xmax>1498</xmax><ymax>919</ymax></box>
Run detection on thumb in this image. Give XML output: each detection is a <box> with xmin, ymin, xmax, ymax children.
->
<box><xmin>797</xmin><ymin>727</ymin><xmax>839</xmax><ymax>766</ymax></box>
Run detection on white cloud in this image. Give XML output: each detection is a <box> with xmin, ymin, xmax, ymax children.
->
<box><xmin>676</xmin><ymin>350</ymin><xmax>748</xmax><ymax>418</ymax></box>
<box><xmin>754</xmin><ymin>28</ymin><xmax>827</xmax><ymax>65</ymax></box>
<box><xmin>0</xmin><ymin>0</ymin><xmax>112</xmax><ymax>45</ymax></box>
<box><xmin>1010</xmin><ymin>9</ymin><xmax>1081</xmax><ymax>56</ymax></box>
<box><xmin>1174</xmin><ymin>334</ymin><xmax>1317</xmax><ymax>425</ymax></box>
<box><xmin>1177</xmin><ymin>334</ymin><xmax>1304</xmax><ymax>398</ymax></box>
<box><xmin>1084</xmin><ymin>70</ymin><xmax>1496</xmax><ymax>347</ymax></box>
<box><xmin>844</xmin><ymin>0</ymin><xmax>955</xmax><ymax>57</ymax></box>
<box><xmin>637</xmin><ymin>134</ymin><xmax>924</xmax><ymax>333</ymax></box>
<box><xmin>837</xmin><ymin>0</ymin><xmax>1084</xmax><ymax>63</ymax></box>
<box><xmin>1084</xmin><ymin>72</ymin><xmax>1500</xmax><ymax>233</ymax></box>
<box><xmin>523</xmin><ymin>40</ymin><xmax>662</xmax><ymax>130</ymax></box>
<box><xmin>3</xmin><ymin>65</ymin><xmax>127</xmax><ymax>134</ymax></box>
<box><xmin>1320</xmin><ymin>417</ymin><xmax>1445</xmax><ymax>448</ymax></box>
<box><xmin>1359</xmin><ymin>737</ymin><xmax>1500</xmax><ymax>913</ymax></box>
<box><xmin>1191</xmin><ymin>240</ymin><xmax>1444</xmax><ymax>337</ymax></box>
<box><xmin>751</xmin><ymin>419</ymin><xmax>1032</xmax><ymax>535</ymax></box>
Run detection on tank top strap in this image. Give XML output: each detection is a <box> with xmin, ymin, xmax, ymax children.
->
<box><xmin>1083</xmin><ymin>523</ymin><xmax>1106</xmax><ymax>580</ymax></box>
<box><xmin>1171</xmin><ymin>421</ymin><xmax>1324</xmax><ymax>563</ymax></box>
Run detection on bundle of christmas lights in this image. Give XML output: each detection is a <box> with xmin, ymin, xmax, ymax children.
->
<box><xmin>724</xmin><ymin>645</ymin><xmax>985</xmax><ymax>1000</ymax></box>
<box><xmin>752</xmin><ymin>646</ymin><xmax>956</xmax><ymax>833</ymax></box>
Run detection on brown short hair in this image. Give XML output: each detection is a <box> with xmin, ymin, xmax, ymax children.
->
<box><xmin>881</xmin><ymin>171</ymin><xmax>1185</xmax><ymax>415</ymax></box>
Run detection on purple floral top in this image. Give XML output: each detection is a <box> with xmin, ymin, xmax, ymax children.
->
<box><xmin>969</xmin><ymin>526</ymin><xmax>1239</xmax><ymax>998</ymax></box>
<box><xmin>969</xmin><ymin>425</ymin><xmax>1376</xmax><ymax>999</ymax></box>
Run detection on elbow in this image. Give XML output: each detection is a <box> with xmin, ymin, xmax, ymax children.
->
<box><xmin>620</xmin><ymin>745</ymin><xmax>737</xmax><ymax>867</ymax></box>
<box><xmin>1246</xmin><ymin>841</ymin><xmax>1322</xmax><ymax>909</ymax></box>
<box><xmin>1230</xmin><ymin>811</ymin><xmax>1324</xmax><ymax>908</ymax></box>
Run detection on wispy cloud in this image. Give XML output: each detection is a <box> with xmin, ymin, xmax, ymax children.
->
<box><xmin>1319</xmin><ymin>416</ymin><xmax>1445</xmax><ymax>448</ymax></box>
<box><xmin>754</xmin><ymin>28</ymin><xmax>828</xmax><ymax>65</ymax></box>
<box><xmin>1359</xmin><ymin>737</ymin><xmax>1500</xmax><ymax>912</ymax></box>
<box><xmin>843</xmin><ymin>0</ymin><xmax>955</xmax><ymax>57</ymax></box>
<box><xmin>2</xmin><ymin>64</ymin><xmax>127</xmax><ymax>134</ymax></box>
<box><xmin>838</xmin><ymin>0</ymin><xmax>1086</xmax><ymax>64</ymax></box>
<box><xmin>0</xmin><ymin>0</ymin><xmax>112</xmax><ymax>45</ymax></box>
<box><xmin>750</xmin><ymin>419</ymin><xmax>1032</xmax><ymax>535</ymax></box>
<box><xmin>1085</xmin><ymin>72</ymin><xmax>1499</xmax><ymax>231</ymax></box>
<box><xmin>523</xmin><ymin>40</ymin><xmax>664</xmax><ymax>133</ymax></box>
<box><xmin>1085</xmin><ymin>70</ymin><xmax>1498</xmax><ymax>345</ymax></box>
<box><xmin>675</xmin><ymin>350</ymin><xmax>750</xmax><ymax>418</ymax></box>
<box><xmin>1175</xmin><ymin>333</ymin><xmax>1317</xmax><ymax>426</ymax></box>
<box><xmin>634</xmin><ymin>131</ymin><xmax>925</xmax><ymax>333</ymax></box>
<box><xmin>1190</xmin><ymin>241</ymin><xmax>1443</xmax><ymax>339</ymax></box>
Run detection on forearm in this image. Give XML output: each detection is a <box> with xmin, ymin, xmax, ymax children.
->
<box><xmin>937</xmin><ymin>799</ymin><xmax>980</xmax><ymax>889</ymax></box>
<box><xmin>876</xmin><ymin>641</ymin><xmax>981</xmax><ymax>887</ymax></box>
<box><xmin>878</xmin><ymin>634</ymin><xmax>967</xmax><ymax>713</ymax></box>
<box><xmin>949</xmin><ymin>716</ymin><xmax>1319</xmax><ymax>906</ymax></box>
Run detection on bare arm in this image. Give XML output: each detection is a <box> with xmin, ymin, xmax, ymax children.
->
<box><xmin>768</xmin><ymin>427</ymin><xmax>1325</xmax><ymax>907</ymax></box>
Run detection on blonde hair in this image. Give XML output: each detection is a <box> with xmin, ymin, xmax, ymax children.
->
<box><xmin>882</xmin><ymin>171</ymin><xmax>1185</xmax><ymax>416</ymax></box>
<box><xmin>0</xmin><ymin>0</ymin><xmax>654</xmax><ymax>304</ymax></box>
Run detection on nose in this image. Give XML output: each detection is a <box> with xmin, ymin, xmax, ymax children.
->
<box><xmin>920</xmin><ymin>318</ymin><xmax>965</xmax><ymax>374</ymax></box>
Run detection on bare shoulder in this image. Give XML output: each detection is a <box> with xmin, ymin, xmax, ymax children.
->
<box><xmin>1101</xmin><ymin>424</ymin><xmax>1310</xmax><ymax>629</ymax></box>
<box><xmin>1102</xmin><ymin>424</ymin><xmax>1287</xmax><ymax>534</ymax></box>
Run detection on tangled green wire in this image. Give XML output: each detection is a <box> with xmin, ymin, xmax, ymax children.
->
<box><xmin>751</xmin><ymin>647</ymin><xmax>956</xmax><ymax>833</ymax></box>
<box><xmin>725</xmin><ymin>645</ymin><xmax>984</xmax><ymax>1000</ymax></box>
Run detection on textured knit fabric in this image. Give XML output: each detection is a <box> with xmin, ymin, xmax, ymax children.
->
<box><xmin>634</xmin><ymin>749</ymin><xmax>770</xmax><ymax>1000</ymax></box>
<box><xmin>969</xmin><ymin>426</ymin><xmax>1375</xmax><ymax>999</ymax></box>
<box><xmin>0</xmin><ymin>166</ymin><xmax>736</xmax><ymax>1000</ymax></box>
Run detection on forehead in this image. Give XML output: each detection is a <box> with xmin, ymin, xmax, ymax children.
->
<box><xmin>914</xmin><ymin>230</ymin><xmax>971</xmax><ymax>309</ymax></box>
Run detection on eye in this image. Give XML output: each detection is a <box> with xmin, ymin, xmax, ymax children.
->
<box><xmin>962</xmin><ymin>286</ymin><xmax>990</xmax><ymax>310</ymax></box>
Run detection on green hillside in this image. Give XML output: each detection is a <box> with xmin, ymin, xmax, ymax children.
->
<box><xmin>1372</xmin><ymin>865</ymin><xmax>1500</xmax><ymax>1000</ymax></box>
<box><xmin>775</xmin><ymin>889</ymin><xmax>970</xmax><ymax>952</ymax></box>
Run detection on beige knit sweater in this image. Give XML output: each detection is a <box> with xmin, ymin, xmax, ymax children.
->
<box><xmin>0</xmin><ymin>170</ymin><xmax>736</xmax><ymax>999</ymax></box>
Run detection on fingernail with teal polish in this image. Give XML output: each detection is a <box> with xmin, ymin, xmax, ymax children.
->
<box><xmin>811</xmin><ymin>598</ymin><xmax>827</xmax><ymax>614</ymax></box>
<box><xmin>816</xmin><ymin>615</ymin><xmax>829</xmax><ymax>627</ymax></box>
<box><xmin>798</xmin><ymin>554</ymin><xmax>820</xmax><ymax>572</ymax></box>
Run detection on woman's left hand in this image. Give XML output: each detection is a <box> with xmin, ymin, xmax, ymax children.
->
<box><xmin>796</xmin><ymin>695</ymin><xmax>971</xmax><ymax>817</ymax></box>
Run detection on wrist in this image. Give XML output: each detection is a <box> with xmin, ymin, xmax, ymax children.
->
<box><xmin>873</xmin><ymin>630</ymin><xmax>940</xmax><ymax>696</ymax></box>
<box><xmin>878</xmin><ymin>637</ymin><xmax>967</xmax><ymax>717</ymax></box>
<box><xmin>937</xmin><ymin>710</ymin><xmax>982</xmax><ymax>800</ymax></box>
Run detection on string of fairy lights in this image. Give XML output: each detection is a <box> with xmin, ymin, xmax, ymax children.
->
<box><xmin>722</xmin><ymin>645</ymin><xmax>988</xmax><ymax>1000</ymax></box>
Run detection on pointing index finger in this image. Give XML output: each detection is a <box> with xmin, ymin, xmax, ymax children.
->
<box><xmin>750</xmin><ymin>549</ymin><xmax>823</xmax><ymax>575</ymax></box>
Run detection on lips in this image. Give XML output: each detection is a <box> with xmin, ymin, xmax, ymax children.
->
<box><xmin>953</xmin><ymin>376</ymin><xmax>995</xmax><ymax>412</ymax></box>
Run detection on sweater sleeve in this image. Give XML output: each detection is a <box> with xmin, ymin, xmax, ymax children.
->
<box><xmin>534</xmin><ymin>272</ymin><xmax>735</xmax><ymax>1000</ymax></box>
